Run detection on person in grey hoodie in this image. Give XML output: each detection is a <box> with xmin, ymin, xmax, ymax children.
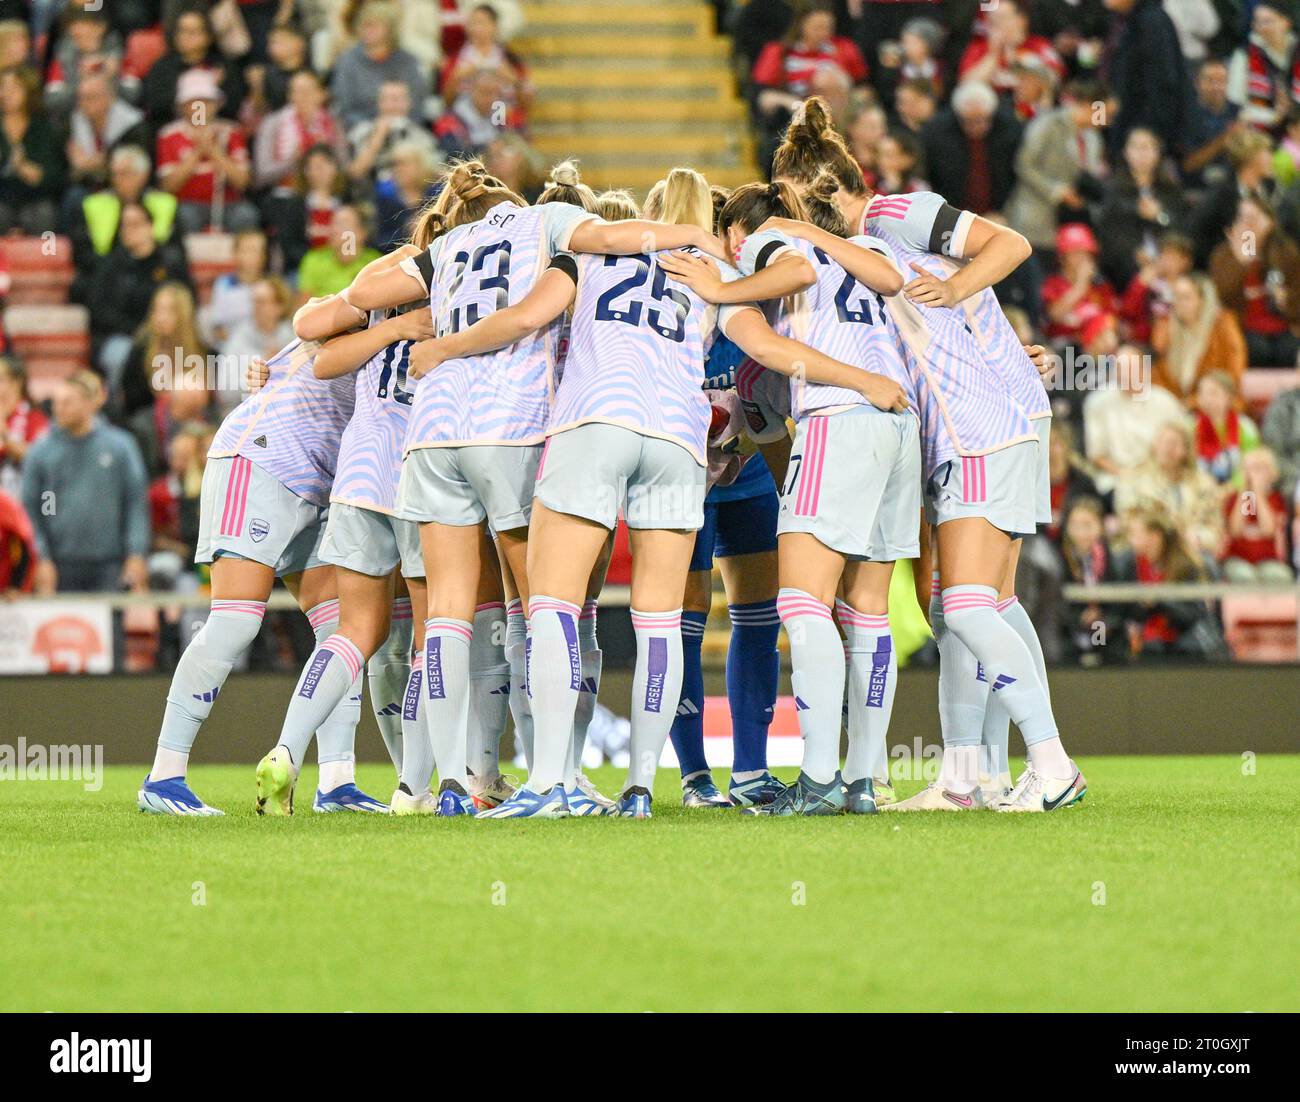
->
<box><xmin>21</xmin><ymin>371</ymin><xmax>150</xmax><ymax>594</ymax></box>
<box><xmin>329</xmin><ymin>1</ymin><xmax>428</xmax><ymax>129</ymax></box>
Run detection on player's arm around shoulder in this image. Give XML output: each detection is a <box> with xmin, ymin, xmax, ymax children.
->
<box><xmin>762</xmin><ymin>217</ymin><xmax>904</xmax><ymax>297</ymax></box>
<box><xmin>907</xmin><ymin>217</ymin><xmax>1031</xmax><ymax>307</ymax></box>
<box><xmin>660</xmin><ymin>236</ymin><xmax>814</xmax><ymax>304</ymax></box>
<box><xmin>408</xmin><ymin>258</ymin><xmax>578</xmax><ymax>380</ymax></box>
<box><xmin>721</xmin><ymin>305</ymin><xmax>909</xmax><ymax>412</ymax></box>
<box><xmin>346</xmin><ymin>244</ymin><xmax>430</xmax><ymax>314</ymax></box>
<box><xmin>313</xmin><ymin>308</ymin><xmax>435</xmax><ymax>379</ymax></box>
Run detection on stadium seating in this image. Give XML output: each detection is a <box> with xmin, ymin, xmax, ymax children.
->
<box><xmin>1241</xmin><ymin>368</ymin><xmax>1300</xmax><ymax>421</ymax></box>
<box><xmin>183</xmin><ymin>233</ymin><xmax>238</xmax><ymax>306</ymax></box>
<box><xmin>2</xmin><ymin>303</ymin><xmax>91</xmax><ymax>401</ymax></box>
<box><xmin>1221</xmin><ymin>593</ymin><xmax>1300</xmax><ymax>663</ymax></box>
<box><xmin>0</xmin><ymin>236</ymin><xmax>76</xmax><ymax>306</ymax></box>
<box><xmin>516</xmin><ymin>0</ymin><xmax>757</xmax><ymax>191</ymax></box>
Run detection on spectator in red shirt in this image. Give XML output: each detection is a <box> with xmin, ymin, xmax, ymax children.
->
<box><xmin>0</xmin><ymin>355</ymin><xmax>48</xmax><ymax>500</ymax></box>
<box><xmin>1042</xmin><ymin>222</ymin><xmax>1121</xmax><ymax>344</ymax></box>
<box><xmin>156</xmin><ymin>68</ymin><xmax>258</xmax><ymax>235</ymax></box>
<box><xmin>1221</xmin><ymin>447</ymin><xmax>1293</xmax><ymax>581</ymax></box>
<box><xmin>148</xmin><ymin>422</ymin><xmax>209</xmax><ymax>567</ymax></box>
<box><xmin>959</xmin><ymin>0</ymin><xmax>1063</xmax><ymax>96</ymax></box>
<box><xmin>752</xmin><ymin>1</ymin><xmax>869</xmax><ymax>127</ymax></box>
<box><xmin>1119</xmin><ymin>232</ymin><xmax>1194</xmax><ymax>344</ymax></box>
<box><xmin>0</xmin><ymin>486</ymin><xmax>36</xmax><ymax>594</ymax></box>
<box><xmin>1193</xmin><ymin>370</ymin><xmax>1258</xmax><ymax>488</ymax></box>
<box><xmin>1126</xmin><ymin>508</ymin><xmax>1222</xmax><ymax>660</ymax></box>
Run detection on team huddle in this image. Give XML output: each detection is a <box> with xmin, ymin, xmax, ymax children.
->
<box><xmin>136</xmin><ymin>96</ymin><xmax>1087</xmax><ymax>820</ymax></box>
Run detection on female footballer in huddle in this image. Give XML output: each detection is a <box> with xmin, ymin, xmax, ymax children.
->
<box><xmin>660</xmin><ymin>178</ymin><xmax>920</xmax><ymax>816</ymax></box>
<box><xmin>346</xmin><ymin>161</ymin><xmax>733</xmax><ymax>818</ymax></box>
<box><xmin>756</xmin><ymin>98</ymin><xmax>1085</xmax><ymax>812</ymax></box>
<box><xmin>138</xmin><ymin>262</ymin><xmax>411</xmax><ymax>815</ymax></box>
<box><xmin>401</xmin><ymin>167</ymin><xmax>909</xmax><ymax>818</ymax></box>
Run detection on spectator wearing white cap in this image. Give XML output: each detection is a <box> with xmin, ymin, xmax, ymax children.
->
<box><xmin>156</xmin><ymin>67</ymin><xmax>257</xmax><ymax>235</ymax></box>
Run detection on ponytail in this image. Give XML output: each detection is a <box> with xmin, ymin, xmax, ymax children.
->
<box><xmin>411</xmin><ymin>158</ymin><xmax>528</xmax><ymax>244</ymax></box>
<box><xmin>771</xmin><ymin>95</ymin><xmax>868</xmax><ymax>197</ymax></box>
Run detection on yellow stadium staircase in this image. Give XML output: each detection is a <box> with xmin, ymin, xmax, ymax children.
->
<box><xmin>517</xmin><ymin>0</ymin><xmax>759</xmax><ymax>194</ymax></box>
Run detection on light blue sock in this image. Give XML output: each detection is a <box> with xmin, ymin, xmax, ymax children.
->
<box><xmin>940</xmin><ymin>586</ymin><xmax>1058</xmax><ymax>746</ymax></box>
<box><xmin>153</xmin><ymin>598</ymin><xmax>266</xmax><ymax>778</ymax></box>
<box><xmin>366</xmin><ymin>598</ymin><xmax>413</xmax><ymax>774</ymax></box>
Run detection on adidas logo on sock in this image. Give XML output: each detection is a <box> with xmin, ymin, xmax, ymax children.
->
<box><xmin>192</xmin><ymin>688</ymin><xmax>221</xmax><ymax>703</ymax></box>
<box><xmin>676</xmin><ymin>699</ymin><xmax>700</xmax><ymax>717</ymax></box>
<box><xmin>795</xmin><ymin>696</ymin><xmax>809</xmax><ymax>711</ymax></box>
<box><xmin>490</xmin><ymin>682</ymin><xmax>511</xmax><ymax>695</ymax></box>
<box><xmin>990</xmin><ymin>674</ymin><xmax>1017</xmax><ymax>692</ymax></box>
<box><xmin>377</xmin><ymin>702</ymin><xmax>402</xmax><ymax>716</ymax></box>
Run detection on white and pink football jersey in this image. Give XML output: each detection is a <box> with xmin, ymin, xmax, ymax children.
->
<box><xmin>404</xmin><ymin>200</ymin><xmax>597</xmax><ymax>452</ymax></box>
<box><xmin>208</xmin><ymin>337</ymin><xmax>355</xmax><ymax>507</ymax></box>
<box><xmin>331</xmin><ymin>332</ymin><xmax>418</xmax><ymax>515</ymax></box>
<box><xmin>864</xmin><ymin>190</ymin><xmax>1050</xmax><ymax>419</ymax></box>
<box><xmin>737</xmin><ymin>229</ymin><xmax>916</xmax><ymax>421</ymax></box>
<box><xmin>549</xmin><ymin>247</ymin><xmax>724</xmax><ymax>464</ymax></box>
<box><xmin>866</xmin><ymin>227</ymin><xmax>1038</xmax><ymax>476</ymax></box>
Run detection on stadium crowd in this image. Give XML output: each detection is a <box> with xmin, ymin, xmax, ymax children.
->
<box><xmin>0</xmin><ymin>0</ymin><xmax>1297</xmax><ymax>670</ymax></box>
<box><xmin>733</xmin><ymin>0</ymin><xmax>1300</xmax><ymax>662</ymax></box>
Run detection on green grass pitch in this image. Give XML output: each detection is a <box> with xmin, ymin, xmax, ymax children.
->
<box><xmin>2</xmin><ymin>755</ymin><xmax>1296</xmax><ymax>1012</ymax></box>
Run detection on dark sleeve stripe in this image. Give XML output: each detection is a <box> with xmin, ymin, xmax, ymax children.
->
<box><xmin>414</xmin><ymin>248</ymin><xmax>436</xmax><ymax>289</ymax></box>
<box><xmin>929</xmin><ymin>203</ymin><xmax>964</xmax><ymax>257</ymax></box>
<box><xmin>754</xmin><ymin>240</ymin><xmax>785</xmax><ymax>271</ymax></box>
<box><xmin>548</xmin><ymin>253</ymin><xmax>579</xmax><ymax>284</ymax></box>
